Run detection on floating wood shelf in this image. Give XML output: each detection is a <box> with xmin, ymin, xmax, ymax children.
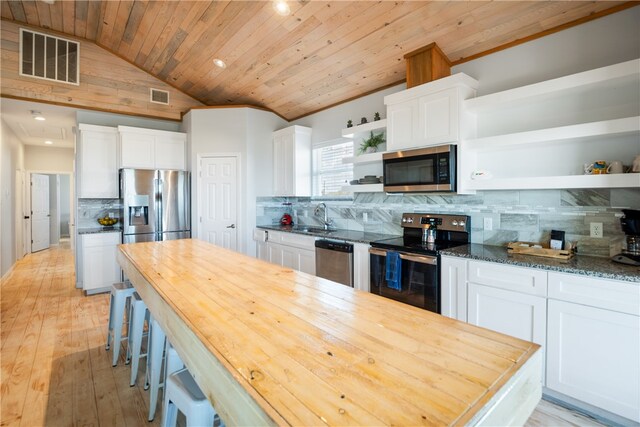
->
<box><xmin>341</xmin><ymin>183</ymin><xmax>384</xmax><ymax>193</ymax></box>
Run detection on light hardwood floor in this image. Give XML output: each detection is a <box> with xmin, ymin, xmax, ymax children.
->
<box><xmin>1</xmin><ymin>245</ymin><xmax>606</xmax><ymax>427</ymax></box>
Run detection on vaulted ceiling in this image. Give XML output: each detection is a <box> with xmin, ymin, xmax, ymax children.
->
<box><xmin>1</xmin><ymin>1</ymin><xmax>633</xmax><ymax>121</ymax></box>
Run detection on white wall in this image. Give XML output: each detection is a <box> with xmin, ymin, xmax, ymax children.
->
<box><xmin>76</xmin><ymin>110</ymin><xmax>181</xmax><ymax>132</ymax></box>
<box><xmin>24</xmin><ymin>146</ymin><xmax>74</xmax><ymax>173</ymax></box>
<box><xmin>292</xmin><ymin>7</ymin><xmax>640</xmax><ymax>143</ymax></box>
<box><xmin>451</xmin><ymin>6</ymin><xmax>640</xmax><ymax>95</ymax></box>
<box><xmin>0</xmin><ymin>119</ymin><xmax>25</xmax><ymax>278</ymax></box>
<box><xmin>185</xmin><ymin>107</ymin><xmax>286</xmax><ymax>255</ymax></box>
<box><xmin>46</xmin><ymin>174</ymin><xmax>59</xmax><ymax>245</ymax></box>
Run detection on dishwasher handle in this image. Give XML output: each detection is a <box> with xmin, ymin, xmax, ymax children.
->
<box><xmin>315</xmin><ymin>239</ymin><xmax>353</xmax><ymax>253</ymax></box>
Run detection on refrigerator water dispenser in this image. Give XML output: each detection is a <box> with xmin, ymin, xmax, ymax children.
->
<box><xmin>128</xmin><ymin>195</ymin><xmax>149</xmax><ymax>226</ymax></box>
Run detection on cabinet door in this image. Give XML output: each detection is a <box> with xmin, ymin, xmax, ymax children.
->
<box><xmin>82</xmin><ymin>238</ymin><xmax>121</xmax><ymax>292</ymax></box>
<box><xmin>386</xmin><ymin>99</ymin><xmax>418</xmax><ymax>151</ymax></box>
<box><xmin>297</xmin><ymin>249</ymin><xmax>316</xmax><ymax>275</ymax></box>
<box><xmin>440</xmin><ymin>256</ymin><xmax>467</xmax><ymax>321</ymax></box>
<box><xmin>268</xmin><ymin>243</ymin><xmax>284</xmax><ymax>266</ymax></box>
<box><xmin>256</xmin><ymin>242</ymin><xmax>270</xmax><ymax>262</ymax></box>
<box><xmin>280</xmin><ymin>244</ymin><xmax>298</xmax><ymax>269</ymax></box>
<box><xmin>120</xmin><ymin>131</ymin><xmax>155</xmax><ymax>169</ymax></box>
<box><xmin>79</xmin><ymin>129</ymin><xmax>118</xmax><ymax>198</ymax></box>
<box><xmin>273</xmin><ymin>133</ymin><xmax>295</xmax><ymax>196</ymax></box>
<box><xmin>155</xmin><ymin>134</ymin><xmax>186</xmax><ymax>170</ymax></box>
<box><xmin>547</xmin><ymin>300</ymin><xmax>640</xmax><ymax>422</ymax></box>
<box><xmin>418</xmin><ymin>88</ymin><xmax>458</xmax><ymax>145</ymax></box>
<box><xmin>468</xmin><ymin>283</ymin><xmax>546</xmax><ymax>383</ymax></box>
<box><xmin>353</xmin><ymin>243</ymin><xmax>370</xmax><ymax>292</ymax></box>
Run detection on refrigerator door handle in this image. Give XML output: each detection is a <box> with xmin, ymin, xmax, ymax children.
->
<box><xmin>155</xmin><ymin>177</ymin><xmax>162</xmax><ymax>239</ymax></box>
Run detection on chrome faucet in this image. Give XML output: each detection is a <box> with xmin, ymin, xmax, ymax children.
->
<box><xmin>314</xmin><ymin>203</ymin><xmax>333</xmax><ymax>230</ymax></box>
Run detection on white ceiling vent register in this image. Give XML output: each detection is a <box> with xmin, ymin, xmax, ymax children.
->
<box><xmin>150</xmin><ymin>88</ymin><xmax>170</xmax><ymax>105</ymax></box>
<box><xmin>19</xmin><ymin>28</ymin><xmax>79</xmax><ymax>85</ymax></box>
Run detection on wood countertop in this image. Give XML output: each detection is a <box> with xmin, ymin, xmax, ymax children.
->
<box><xmin>117</xmin><ymin>239</ymin><xmax>541</xmax><ymax>426</ymax></box>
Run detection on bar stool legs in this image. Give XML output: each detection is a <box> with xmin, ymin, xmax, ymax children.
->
<box><xmin>126</xmin><ymin>292</ymin><xmax>148</xmax><ymax>386</ymax></box>
<box><xmin>105</xmin><ymin>282</ymin><xmax>135</xmax><ymax>367</ymax></box>
<box><xmin>161</xmin><ymin>369</ymin><xmax>218</xmax><ymax>427</ymax></box>
<box><xmin>146</xmin><ymin>315</ymin><xmax>166</xmax><ymax>421</ymax></box>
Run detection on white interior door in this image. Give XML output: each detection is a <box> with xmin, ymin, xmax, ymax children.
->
<box><xmin>199</xmin><ymin>156</ymin><xmax>238</xmax><ymax>250</ymax></box>
<box><xmin>31</xmin><ymin>174</ymin><xmax>50</xmax><ymax>252</ymax></box>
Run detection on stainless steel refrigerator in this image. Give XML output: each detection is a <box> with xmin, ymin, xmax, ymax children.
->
<box><xmin>120</xmin><ymin>169</ymin><xmax>190</xmax><ymax>244</ymax></box>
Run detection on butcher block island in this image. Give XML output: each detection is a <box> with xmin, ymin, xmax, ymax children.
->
<box><xmin>117</xmin><ymin>239</ymin><xmax>542</xmax><ymax>426</ymax></box>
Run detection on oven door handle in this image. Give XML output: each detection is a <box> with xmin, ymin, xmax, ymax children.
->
<box><xmin>399</xmin><ymin>253</ymin><xmax>437</xmax><ymax>265</ymax></box>
<box><xmin>369</xmin><ymin>248</ymin><xmax>437</xmax><ymax>265</ymax></box>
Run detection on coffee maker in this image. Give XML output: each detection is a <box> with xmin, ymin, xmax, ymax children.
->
<box><xmin>611</xmin><ymin>209</ymin><xmax>640</xmax><ymax>266</ymax></box>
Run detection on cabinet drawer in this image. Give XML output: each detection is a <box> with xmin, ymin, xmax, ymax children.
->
<box><xmin>279</xmin><ymin>232</ymin><xmax>316</xmax><ymax>251</ymax></box>
<box><xmin>548</xmin><ymin>272</ymin><xmax>640</xmax><ymax>315</ymax></box>
<box><xmin>468</xmin><ymin>260</ymin><xmax>547</xmax><ymax>296</ymax></box>
<box><xmin>82</xmin><ymin>232</ymin><xmax>121</xmax><ymax>247</ymax></box>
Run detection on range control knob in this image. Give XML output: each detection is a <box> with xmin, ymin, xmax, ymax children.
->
<box><xmin>451</xmin><ymin>220</ymin><xmax>458</xmax><ymax>226</ymax></box>
<box><xmin>407</xmin><ymin>218</ymin><xmax>414</xmax><ymax>224</ymax></box>
<box><xmin>459</xmin><ymin>221</ymin><xmax>466</xmax><ymax>227</ymax></box>
<box><xmin>402</xmin><ymin>218</ymin><xmax>407</xmax><ymax>223</ymax></box>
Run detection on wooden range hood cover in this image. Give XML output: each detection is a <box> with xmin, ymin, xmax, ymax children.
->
<box><xmin>404</xmin><ymin>42</ymin><xmax>452</xmax><ymax>88</ymax></box>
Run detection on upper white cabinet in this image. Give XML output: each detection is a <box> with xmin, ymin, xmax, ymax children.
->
<box><xmin>77</xmin><ymin>124</ymin><xmax>118</xmax><ymax>199</ymax></box>
<box><xmin>272</xmin><ymin>126</ymin><xmax>311</xmax><ymax>196</ymax></box>
<box><xmin>459</xmin><ymin>59</ymin><xmax>640</xmax><ymax>193</ymax></box>
<box><xmin>384</xmin><ymin>73</ymin><xmax>478</xmax><ymax>151</ymax></box>
<box><xmin>118</xmin><ymin>126</ymin><xmax>186</xmax><ymax>170</ymax></box>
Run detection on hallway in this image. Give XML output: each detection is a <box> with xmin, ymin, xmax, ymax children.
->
<box><xmin>0</xmin><ymin>245</ymin><xmax>605</xmax><ymax>427</ymax></box>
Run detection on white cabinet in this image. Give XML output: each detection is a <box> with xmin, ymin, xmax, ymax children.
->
<box><xmin>260</xmin><ymin>230</ymin><xmax>316</xmax><ymax>275</ymax></box>
<box><xmin>460</xmin><ymin>59</ymin><xmax>640</xmax><ymax>193</ymax></box>
<box><xmin>353</xmin><ymin>243</ymin><xmax>370</xmax><ymax>292</ymax></box>
<box><xmin>384</xmin><ymin>74</ymin><xmax>477</xmax><ymax>151</ymax></box>
<box><xmin>465</xmin><ymin>260</ymin><xmax>548</xmax><ymax>384</ymax></box>
<box><xmin>77</xmin><ymin>124</ymin><xmax>118</xmax><ymax>198</ymax></box>
<box><xmin>272</xmin><ymin>126</ymin><xmax>312</xmax><ymax>196</ymax></box>
<box><xmin>119</xmin><ymin>126</ymin><xmax>187</xmax><ymax>170</ymax></box>
<box><xmin>440</xmin><ymin>255</ymin><xmax>467</xmax><ymax>321</ymax></box>
<box><xmin>81</xmin><ymin>232</ymin><xmax>121</xmax><ymax>294</ymax></box>
<box><xmin>546</xmin><ymin>272</ymin><xmax>640</xmax><ymax>422</ymax></box>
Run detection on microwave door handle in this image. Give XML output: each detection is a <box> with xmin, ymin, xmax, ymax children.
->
<box><xmin>398</xmin><ymin>253</ymin><xmax>437</xmax><ymax>265</ymax></box>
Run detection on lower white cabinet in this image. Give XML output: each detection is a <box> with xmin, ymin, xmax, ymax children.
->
<box><xmin>440</xmin><ymin>255</ymin><xmax>467</xmax><ymax>321</ymax></box>
<box><xmin>547</xmin><ymin>300</ymin><xmax>640</xmax><ymax>422</ymax></box>
<box><xmin>440</xmin><ymin>255</ymin><xmax>640</xmax><ymax>423</ymax></box>
<box><xmin>81</xmin><ymin>232</ymin><xmax>121</xmax><ymax>294</ymax></box>
<box><xmin>353</xmin><ymin>243</ymin><xmax>370</xmax><ymax>292</ymax></box>
<box><xmin>258</xmin><ymin>230</ymin><xmax>316</xmax><ymax>275</ymax></box>
<box><xmin>467</xmin><ymin>283</ymin><xmax>547</xmax><ymax>385</ymax></box>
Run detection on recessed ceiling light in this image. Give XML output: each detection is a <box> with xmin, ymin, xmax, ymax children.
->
<box><xmin>213</xmin><ymin>58</ymin><xmax>226</xmax><ymax>69</ymax></box>
<box><xmin>31</xmin><ymin>110</ymin><xmax>45</xmax><ymax>121</ymax></box>
<box><xmin>44</xmin><ymin>140</ymin><xmax>53</xmax><ymax>145</ymax></box>
<box><xmin>40</xmin><ymin>0</ymin><xmax>55</xmax><ymax>4</ymax></box>
<box><xmin>273</xmin><ymin>0</ymin><xmax>290</xmax><ymax>16</ymax></box>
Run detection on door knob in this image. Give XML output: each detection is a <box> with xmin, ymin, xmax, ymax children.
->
<box><xmin>226</xmin><ymin>224</ymin><xmax>236</xmax><ymax>229</ymax></box>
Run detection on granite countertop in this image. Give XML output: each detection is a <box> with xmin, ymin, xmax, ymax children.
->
<box><xmin>441</xmin><ymin>243</ymin><xmax>640</xmax><ymax>283</ymax></box>
<box><xmin>257</xmin><ymin>224</ymin><xmax>400</xmax><ymax>244</ymax></box>
<box><xmin>78</xmin><ymin>226</ymin><xmax>122</xmax><ymax>235</ymax></box>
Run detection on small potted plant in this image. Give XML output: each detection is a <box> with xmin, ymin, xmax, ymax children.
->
<box><xmin>359</xmin><ymin>131</ymin><xmax>386</xmax><ymax>154</ymax></box>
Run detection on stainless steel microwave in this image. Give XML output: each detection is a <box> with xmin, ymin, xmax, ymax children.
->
<box><xmin>382</xmin><ymin>145</ymin><xmax>456</xmax><ymax>193</ymax></box>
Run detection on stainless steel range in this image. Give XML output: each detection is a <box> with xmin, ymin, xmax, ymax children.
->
<box><xmin>369</xmin><ymin>213</ymin><xmax>470</xmax><ymax>313</ymax></box>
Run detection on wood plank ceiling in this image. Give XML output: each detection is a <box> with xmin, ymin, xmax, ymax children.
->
<box><xmin>1</xmin><ymin>1</ymin><xmax>633</xmax><ymax>121</ymax></box>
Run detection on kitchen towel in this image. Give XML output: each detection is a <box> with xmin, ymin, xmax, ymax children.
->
<box><xmin>385</xmin><ymin>251</ymin><xmax>402</xmax><ymax>291</ymax></box>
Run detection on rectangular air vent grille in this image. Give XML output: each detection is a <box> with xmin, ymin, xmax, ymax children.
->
<box><xmin>150</xmin><ymin>88</ymin><xmax>170</xmax><ymax>105</ymax></box>
<box><xmin>20</xmin><ymin>28</ymin><xmax>79</xmax><ymax>85</ymax></box>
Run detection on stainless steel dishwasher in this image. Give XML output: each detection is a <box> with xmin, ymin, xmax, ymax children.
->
<box><xmin>315</xmin><ymin>239</ymin><xmax>354</xmax><ymax>287</ymax></box>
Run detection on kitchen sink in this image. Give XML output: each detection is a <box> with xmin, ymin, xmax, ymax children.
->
<box><xmin>292</xmin><ymin>226</ymin><xmax>337</xmax><ymax>235</ymax></box>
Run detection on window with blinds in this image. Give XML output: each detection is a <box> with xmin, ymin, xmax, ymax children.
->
<box><xmin>20</xmin><ymin>28</ymin><xmax>79</xmax><ymax>85</ymax></box>
<box><xmin>312</xmin><ymin>139</ymin><xmax>353</xmax><ymax>196</ymax></box>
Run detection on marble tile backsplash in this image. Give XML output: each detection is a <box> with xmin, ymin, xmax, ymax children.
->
<box><xmin>77</xmin><ymin>199</ymin><xmax>121</xmax><ymax>228</ymax></box>
<box><xmin>256</xmin><ymin>188</ymin><xmax>640</xmax><ymax>257</ymax></box>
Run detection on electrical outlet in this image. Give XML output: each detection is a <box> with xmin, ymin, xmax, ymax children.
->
<box><xmin>363</xmin><ymin>212</ymin><xmax>368</xmax><ymax>222</ymax></box>
<box><xmin>484</xmin><ymin>217</ymin><xmax>493</xmax><ymax>231</ymax></box>
<box><xmin>590</xmin><ymin>222</ymin><xmax>603</xmax><ymax>238</ymax></box>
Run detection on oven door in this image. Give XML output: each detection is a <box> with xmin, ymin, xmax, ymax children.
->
<box><xmin>369</xmin><ymin>248</ymin><xmax>439</xmax><ymax>313</ymax></box>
